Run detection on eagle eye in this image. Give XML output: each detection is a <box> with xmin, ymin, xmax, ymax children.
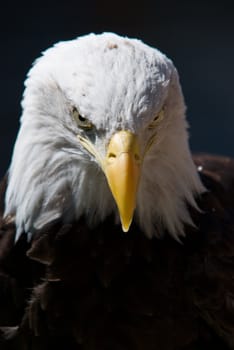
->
<box><xmin>71</xmin><ymin>107</ymin><xmax>93</xmax><ymax>130</ymax></box>
<box><xmin>148</xmin><ymin>107</ymin><xmax>165</xmax><ymax>130</ymax></box>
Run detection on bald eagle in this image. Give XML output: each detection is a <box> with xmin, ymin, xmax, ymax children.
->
<box><xmin>1</xmin><ymin>33</ymin><xmax>234</xmax><ymax>350</ymax></box>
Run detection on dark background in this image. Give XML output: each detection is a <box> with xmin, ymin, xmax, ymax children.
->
<box><xmin>1</xmin><ymin>0</ymin><xmax>234</xmax><ymax>178</ymax></box>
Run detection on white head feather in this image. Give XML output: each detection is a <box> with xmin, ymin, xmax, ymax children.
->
<box><xmin>4</xmin><ymin>32</ymin><xmax>205</xmax><ymax>240</ymax></box>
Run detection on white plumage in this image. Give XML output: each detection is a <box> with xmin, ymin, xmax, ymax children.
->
<box><xmin>4</xmin><ymin>32</ymin><xmax>205</xmax><ymax>241</ymax></box>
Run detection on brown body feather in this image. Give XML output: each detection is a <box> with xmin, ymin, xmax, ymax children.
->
<box><xmin>1</xmin><ymin>154</ymin><xmax>234</xmax><ymax>349</ymax></box>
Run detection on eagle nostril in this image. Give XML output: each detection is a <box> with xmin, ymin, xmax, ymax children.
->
<box><xmin>108</xmin><ymin>153</ymin><xmax>117</xmax><ymax>159</ymax></box>
<box><xmin>134</xmin><ymin>153</ymin><xmax>140</xmax><ymax>161</ymax></box>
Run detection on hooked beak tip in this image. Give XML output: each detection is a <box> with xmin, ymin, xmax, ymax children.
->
<box><xmin>121</xmin><ymin>220</ymin><xmax>132</xmax><ymax>233</ymax></box>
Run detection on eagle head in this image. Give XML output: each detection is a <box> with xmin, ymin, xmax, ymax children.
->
<box><xmin>4</xmin><ymin>33</ymin><xmax>205</xmax><ymax>241</ymax></box>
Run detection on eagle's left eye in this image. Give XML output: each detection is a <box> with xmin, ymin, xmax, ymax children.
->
<box><xmin>148</xmin><ymin>107</ymin><xmax>165</xmax><ymax>130</ymax></box>
<box><xmin>71</xmin><ymin>107</ymin><xmax>93</xmax><ymax>130</ymax></box>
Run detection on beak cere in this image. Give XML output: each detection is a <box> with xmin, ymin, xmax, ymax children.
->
<box><xmin>104</xmin><ymin>131</ymin><xmax>141</xmax><ymax>232</ymax></box>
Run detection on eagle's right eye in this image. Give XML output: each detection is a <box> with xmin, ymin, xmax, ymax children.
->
<box><xmin>71</xmin><ymin>107</ymin><xmax>93</xmax><ymax>130</ymax></box>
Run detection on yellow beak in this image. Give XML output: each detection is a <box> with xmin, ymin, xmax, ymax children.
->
<box><xmin>104</xmin><ymin>131</ymin><xmax>141</xmax><ymax>232</ymax></box>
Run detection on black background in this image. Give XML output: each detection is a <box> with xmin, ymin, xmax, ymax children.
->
<box><xmin>1</xmin><ymin>0</ymin><xmax>234</xmax><ymax>177</ymax></box>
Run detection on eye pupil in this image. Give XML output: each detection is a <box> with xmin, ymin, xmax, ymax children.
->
<box><xmin>78</xmin><ymin>115</ymin><xmax>87</xmax><ymax>122</ymax></box>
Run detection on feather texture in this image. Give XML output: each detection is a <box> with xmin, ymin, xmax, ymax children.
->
<box><xmin>1</xmin><ymin>155</ymin><xmax>234</xmax><ymax>349</ymax></box>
